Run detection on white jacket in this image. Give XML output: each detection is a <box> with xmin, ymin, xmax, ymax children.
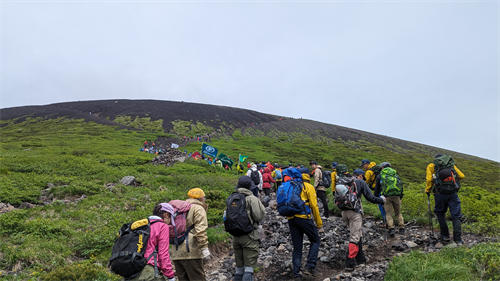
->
<box><xmin>246</xmin><ymin>164</ymin><xmax>263</xmax><ymax>190</ymax></box>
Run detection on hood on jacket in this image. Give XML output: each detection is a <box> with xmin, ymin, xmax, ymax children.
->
<box><xmin>236</xmin><ymin>175</ymin><xmax>257</xmax><ymax>190</ymax></box>
<box><xmin>301</xmin><ymin>173</ymin><xmax>311</xmax><ymax>182</ymax></box>
<box><xmin>367</xmin><ymin>162</ymin><xmax>376</xmax><ymax>170</ymax></box>
<box><xmin>264</xmin><ymin>167</ymin><xmax>270</xmax><ymax>174</ymax></box>
<box><xmin>236</xmin><ymin>187</ymin><xmax>254</xmax><ymax>196</ymax></box>
<box><xmin>251</xmin><ymin>164</ymin><xmax>257</xmax><ymax>169</ymax></box>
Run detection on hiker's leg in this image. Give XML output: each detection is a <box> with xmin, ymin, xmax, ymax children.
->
<box><xmin>384</xmin><ymin>197</ymin><xmax>395</xmax><ymax>230</ymax></box>
<box><xmin>317</xmin><ymin>190</ymin><xmax>329</xmax><ymax>217</ymax></box>
<box><xmin>233</xmin><ymin>236</ymin><xmax>245</xmax><ymax>268</ymax></box>
<box><xmin>263</xmin><ymin>188</ymin><xmax>271</xmax><ymax>197</ymax></box>
<box><xmin>393</xmin><ymin>196</ymin><xmax>404</xmax><ymax>229</ymax></box>
<box><xmin>301</xmin><ymin>218</ymin><xmax>320</xmax><ymax>270</ymax></box>
<box><xmin>240</xmin><ymin>236</ymin><xmax>259</xmax><ymax>268</ymax></box>
<box><xmin>183</xmin><ymin>259</ymin><xmax>206</xmax><ymax>281</ymax></box>
<box><xmin>288</xmin><ymin>218</ymin><xmax>304</xmax><ymax>276</ymax></box>
<box><xmin>173</xmin><ymin>261</ymin><xmax>188</xmax><ymax>281</ymax></box>
<box><xmin>434</xmin><ymin>194</ymin><xmax>450</xmax><ymax>238</ymax></box>
<box><xmin>448</xmin><ymin>193</ymin><xmax>462</xmax><ymax>242</ymax></box>
<box><xmin>355</xmin><ymin>239</ymin><xmax>367</xmax><ymax>264</ymax></box>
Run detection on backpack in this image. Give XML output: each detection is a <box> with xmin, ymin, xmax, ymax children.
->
<box><xmin>370</xmin><ymin>164</ymin><xmax>383</xmax><ymax>177</ymax></box>
<box><xmin>433</xmin><ymin>155</ymin><xmax>460</xmax><ymax>194</ymax></box>
<box><xmin>108</xmin><ymin>218</ymin><xmax>161</xmax><ymax>279</ymax></box>
<box><xmin>275</xmin><ymin>169</ymin><xmax>282</xmax><ymax>180</ymax></box>
<box><xmin>249</xmin><ymin>169</ymin><xmax>261</xmax><ymax>185</ymax></box>
<box><xmin>334</xmin><ymin>176</ymin><xmax>360</xmax><ymax>210</ymax></box>
<box><xmin>336</xmin><ymin>164</ymin><xmax>348</xmax><ymax>176</ymax></box>
<box><xmin>168</xmin><ymin>200</ymin><xmax>194</xmax><ymax>251</ymax></box>
<box><xmin>277</xmin><ymin>181</ymin><xmax>311</xmax><ymax>217</ymax></box>
<box><xmin>224</xmin><ymin>192</ymin><xmax>254</xmax><ymax>236</ymax></box>
<box><xmin>380</xmin><ymin>167</ymin><xmax>402</xmax><ymax>197</ymax></box>
<box><xmin>319</xmin><ymin>170</ymin><xmax>332</xmax><ymax>188</ymax></box>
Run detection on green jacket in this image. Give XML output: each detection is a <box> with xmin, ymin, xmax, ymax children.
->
<box><xmin>236</xmin><ymin>188</ymin><xmax>266</xmax><ymax>240</ymax></box>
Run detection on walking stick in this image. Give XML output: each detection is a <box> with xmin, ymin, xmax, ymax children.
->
<box><xmin>383</xmin><ymin>214</ymin><xmax>388</xmax><ymax>257</ymax></box>
<box><xmin>427</xmin><ymin>193</ymin><xmax>434</xmax><ymax>243</ymax></box>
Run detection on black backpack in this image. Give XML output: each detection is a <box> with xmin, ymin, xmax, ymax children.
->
<box><xmin>433</xmin><ymin>155</ymin><xmax>460</xmax><ymax>194</ymax></box>
<box><xmin>249</xmin><ymin>169</ymin><xmax>260</xmax><ymax>185</ymax></box>
<box><xmin>108</xmin><ymin>218</ymin><xmax>161</xmax><ymax>279</ymax></box>
<box><xmin>224</xmin><ymin>192</ymin><xmax>254</xmax><ymax>236</ymax></box>
<box><xmin>320</xmin><ymin>170</ymin><xmax>332</xmax><ymax>188</ymax></box>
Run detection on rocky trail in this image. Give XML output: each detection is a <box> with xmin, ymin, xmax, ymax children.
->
<box><xmin>205</xmin><ymin>194</ymin><xmax>493</xmax><ymax>281</ymax></box>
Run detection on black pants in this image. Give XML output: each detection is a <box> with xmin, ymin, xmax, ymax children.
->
<box><xmin>288</xmin><ymin>217</ymin><xmax>320</xmax><ymax>276</ymax></box>
<box><xmin>316</xmin><ymin>190</ymin><xmax>329</xmax><ymax>217</ymax></box>
<box><xmin>263</xmin><ymin>188</ymin><xmax>271</xmax><ymax>197</ymax></box>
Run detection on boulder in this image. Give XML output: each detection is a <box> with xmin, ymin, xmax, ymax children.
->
<box><xmin>119</xmin><ymin>176</ymin><xmax>136</xmax><ymax>186</ymax></box>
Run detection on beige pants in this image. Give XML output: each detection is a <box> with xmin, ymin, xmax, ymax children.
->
<box><xmin>341</xmin><ymin>210</ymin><xmax>363</xmax><ymax>244</ymax></box>
<box><xmin>384</xmin><ymin>196</ymin><xmax>404</xmax><ymax>229</ymax></box>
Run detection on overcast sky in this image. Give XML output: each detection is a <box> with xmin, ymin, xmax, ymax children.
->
<box><xmin>1</xmin><ymin>0</ymin><xmax>498</xmax><ymax>162</ymax></box>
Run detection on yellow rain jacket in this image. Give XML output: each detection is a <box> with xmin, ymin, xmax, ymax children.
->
<box><xmin>286</xmin><ymin>174</ymin><xmax>323</xmax><ymax>228</ymax></box>
<box><xmin>425</xmin><ymin>163</ymin><xmax>465</xmax><ymax>193</ymax></box>
<box><xmin>364</xmin><ymin>162</ymin><xmax>377</xmax><ymax>189</ymax></box>
<box><xmin>330</xmin><ymin>169</ymin><xmax>337</xmax><ymax>192</ymax></box>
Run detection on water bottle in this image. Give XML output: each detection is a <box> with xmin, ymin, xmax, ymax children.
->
<box><xmin>223</xmin><ymin>210</ymin><xmax>226</xmax><ymax>221</ymax></box>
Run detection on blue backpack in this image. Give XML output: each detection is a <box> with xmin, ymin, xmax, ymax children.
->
<box><xmin>275</xmin><ymin>169</ymin><xmax>282</xmax><ymax>180</ymax></box>
<box><xmin>277</xmin><ymin>168</ymin><xmax>310</xmax><ymax>217</ymax></box>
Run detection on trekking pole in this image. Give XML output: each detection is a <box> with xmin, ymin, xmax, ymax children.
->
<box><xmin>427</xmin><ymin>193</ymin><xmax>434</xmax><ymax>242</ymax></box>
<box><xmin>383</xmin><ymin>215</ymin><xmax>388</xmax><ymax>257</ymax></box>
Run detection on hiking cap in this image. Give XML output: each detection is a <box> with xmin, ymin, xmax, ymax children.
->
<box><xmin>187</xmin><ymin>188</ymin><xmax>206</xmax><ymax>199</ymax></box>
<box><xmin>235</xmin><ymin>175</ymin><xmax>257</xmax><ymax>190</ymax></box>
<box><xmin>159</xmin><ymin>203</ymin><xmax>176</xmax><ymax>226</ymax></box>
<box><xmin>380</xmin><ymin>162</ymin><xmax>391</xmax><ymax>168</ymax></box>
<box><xmin>359</xmin><ymin>159</ymin><xmax>370</xmax><ymax>166</ymax></box>
<box><xmin>332</xmin><ymin>162</ymin><xmax>338</xmax><ymax>168</ymax></box>
<box><xmin>352</xmin><ymin>169</ymin><xmax>365</xmax><ymax>176</ymax></box>
<box><xmin>309</xmin><ymin>161</ymin><xmax>317</xmax><ymax>165</ymax></box>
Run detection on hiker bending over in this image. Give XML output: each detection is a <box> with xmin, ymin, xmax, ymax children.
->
<box><xmin>225</xmin><ymin>176</ymin><xmax>266</xmax><ymax>281</ymax></box>
<box><xmin>130</xmin><ymin>203</ymin><xmax>176</xmax><ymax>281</ymax></box>
<box><xmin>169</xmin><ymin>188</ymin><xmax>210</xmax><ymax>281</ymax></box>
<box><xmin>425</xmin><ymin>154</ymin><xmax>465</xmax><ymax>245</ymax></box>
<box><xmin>334</xmin><ymin>165</ymin><xmax>385</xmax><ymax>271</ymax></box>
<box><xmin>373</xmin><ymin>163</ymin><xmax>405</xmax><ymax>236</ymax></box>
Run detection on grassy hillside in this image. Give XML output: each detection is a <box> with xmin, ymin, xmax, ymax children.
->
<box><xmin>0</xmin><ymin>117</ymin><xmax>499</xmax><ymax>280</ymax></box>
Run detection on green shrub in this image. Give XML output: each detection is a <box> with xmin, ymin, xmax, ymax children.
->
<box><xmin>40</xmin><ymin>262</ymin><xmax>120</xmax><ymax>281</ymax></box>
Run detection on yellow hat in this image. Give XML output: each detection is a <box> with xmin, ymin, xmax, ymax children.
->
<box><xmin>187</xmin><ymin>188</ymin><xmax>206</xmax><ymax>199</ymax></box>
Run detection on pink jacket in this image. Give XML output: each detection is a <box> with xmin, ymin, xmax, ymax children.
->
<box><xmin>145</xmin><ymin>218</ymin><xmax>175</xmax><ymax>279</ymax></box>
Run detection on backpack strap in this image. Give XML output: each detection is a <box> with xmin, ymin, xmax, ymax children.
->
<box><xmin>146</xmin><ymin>247</ymin><xmax>159</xmax><ymax>278</ymax></box>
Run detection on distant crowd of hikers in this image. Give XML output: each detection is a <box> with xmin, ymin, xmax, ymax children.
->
<box><xmin>109</xmin><ymin>154</ymin><xmax>465</xmax><ymax>280</ymax></box>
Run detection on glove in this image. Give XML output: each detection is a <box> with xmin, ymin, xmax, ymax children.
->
<box><xmin>168</xmin><ymin>278</ymin><xmax>176</xmax><ymax>281</ymax></box>
<box><xmin>380</xmin><ymin>195</ymin><xmax>386</xmax><ymax>203</ymax></box>
<box><xmin>201</xmin><ymin>248</ymin><xmax>210</xmax><ymax>261</ymax></box>
<box><xmin>318</xmin><ymin>227</ymin><xmax>325</xmax><ymax>234</ymax></box>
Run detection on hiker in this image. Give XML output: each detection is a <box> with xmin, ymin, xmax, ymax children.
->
<box><xmin>309</xmin><ymin>161</ymin><xmax>329</xmax><ymax>218</ymax></box>
<box><xmin>425</xmin><ymin>154</ymin><xmax>465</xmax><ymax>244</ymax></box>
<box><xmin>225</xmin><ymin>176</ymin><xmax>266</xmax><ymax>281</ymax></box>
<box><xmin>144</xmin><ymin>141</ymin><xmax>148</xmax><ymax>149</ymax></box>
<box><xmin>237</xmin><ymin>163</ymin><xmax>245</xmax><ymax>174</ymax></box>
<box><xmin>374</xmin><ymin>163</ymin><xmax>405</xmax><ymax>236</ymax></box>
<box><xmin>271</xmin><ymin>165</ymin><xmax>283</xmax><ymax>190</ymax></box>
<box><xmin>169</xmin><ymin>188</ymin><xmax>210</xmax><ymax>281</ymax></box>
<box><xmin>334</xmin><ymin>164</ymin><xmax>385</xmax><ymax>271</ymax></box>
<box><xmin>360</xmin><ymin>159</ymin><xmax>386</xmax><ymax>221</ymax></box>
<box><xmin>331</xmin><ymin>162</ymin><xmax>338</xmax><ymax>189</ymax></box>
<box><xmin>215</xmin><ymin>158</ymin><xmax>223</xmax><ymax>168</ymax></box>
<box><xmin>262</xmin><ymin>167</ymin><xmax>276</xmax><ymax>197</ymax></box>
<box><xmin>280</xmin><ymin>168</ymin><xmax>323</xmax><ymax>279</ymax></box>
<box><xmin>246</xmin><ymin>164</ymin><xmax>262</xmax><ymax>197</ymax></box>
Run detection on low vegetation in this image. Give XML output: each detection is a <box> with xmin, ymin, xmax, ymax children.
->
<box><xmin>0</xmin><ymin>118</ymin><xmax>498</xmax><ymax>280</ymax></box>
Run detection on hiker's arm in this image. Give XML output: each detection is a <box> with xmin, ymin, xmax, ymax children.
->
<box><xmin>192</xmin><ymin>206</ymin><xmax>209</xmax><ymax>249</ymax></box>
<box><xmin>306</xmin><ymin>184</ymin><xmax>323</xmax><ymax>228</ymax></box>
<box><xmin>250</xmin><ymin>197</ymin><xmax>266</xmax><ymax>224</ymax></box>
<box><xmin>360</xmin><ymin>181</ymin><xmax>383</xmax><ymax>204</ymax></box>
<box><xmin>425</xmin><ymin>164</ymin><xmax>434</xmax><ymax>193</ymax></box>
<box><xmin>158</xmin><ymin>224</ymin><xmax>175</xmax><ymax>279</ymax></box>
<box><xmin>454</xmin><ymin>166</ymin><xmax>465</xmax><ymax>180</ymax></box>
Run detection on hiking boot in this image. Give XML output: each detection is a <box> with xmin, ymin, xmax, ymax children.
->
<box><xmin>304</xmin><ymin>267</ymin><xmax>321</xmax><ymax>277</ymax></box>
<box><xmin>293</xmin><ymin>274</ymin><xmax>303</xmax><ymax>279</ymax></box>
<box><xmin>233</xmin><ymin>274</ymin><xmax>243</xmax><ymax>281</ymax></box>
<box><xmin>389</xmin><ymin>228</ymin><xmax>395</xmax><ymax>236</ymax></box>
<box><xmin>456</xmin><ymin>241</ymin><xmax>464</xmax><ymax>246</ymax></box>
<box><xmin>399</xmin><ymin>228</ymin><xmax>405</xmax><ymax>235</ymax></box>
<box><xmin>345</xmin><ymin>258</ymin><xmax>357</xmax><ymax>271</ymax></box>
<box><xmin>441</xmin><ymin>235</ymin><xmax>451</xmax><ymax>242</ymax></box>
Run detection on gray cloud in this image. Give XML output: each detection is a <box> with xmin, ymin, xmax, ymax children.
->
<box><xmin>2</xmin><ymin>1</ymin><xmax>498</xmax><ymax>161</ymax></box>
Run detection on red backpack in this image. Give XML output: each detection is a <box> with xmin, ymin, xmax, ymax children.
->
<box><xmin>168</xmin><ymin>200</ymin><xmax>193</xmax><ymax>251</ymax></box>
